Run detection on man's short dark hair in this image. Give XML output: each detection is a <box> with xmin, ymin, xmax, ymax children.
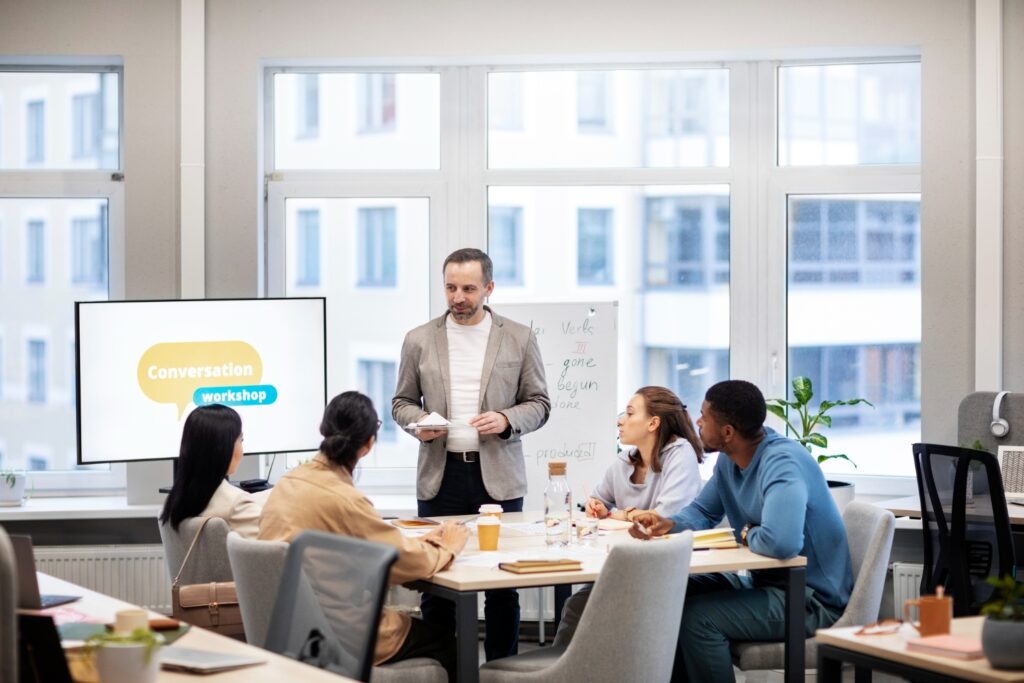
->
<box><xmin>443</xmin><ymin>248</ymin><xmax>493</xmax><ymax>285</ymax></box>
<box><xmin>705</xmin><ymin>380</ymin><xmax>766</xmax><ymax>440</ymax></box>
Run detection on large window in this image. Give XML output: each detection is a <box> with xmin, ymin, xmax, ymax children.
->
<box><xmin>70</xmin><ymin>212</ymin><xmax>107</xmax><ymax>288</ymax></box>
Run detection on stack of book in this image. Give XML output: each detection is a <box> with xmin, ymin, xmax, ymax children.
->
<box><xmin>498</xmin><ymin>559</ymin><xmax>583</xmax><ymax>574</ymax></box>
<box><xmin>692</xmin><ymin>528</ymin><xmax>740</xmax><ymax>549</ymax></box>
<box><xmin>905</xmin><ymin>635</ymin><xmax>984</xmax><ymax>660</ymax></box>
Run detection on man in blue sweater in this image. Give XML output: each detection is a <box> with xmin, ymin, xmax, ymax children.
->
<box><xmin>631</xmin><ymin>379</ymin><xmax>852</xmax><ymax>682</ymax></box>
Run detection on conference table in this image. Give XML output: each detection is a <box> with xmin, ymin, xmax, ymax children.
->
<box><xmin>32</xmin><ymin>573</ymin><xmax>354</xmax><ymax>683</ymax></box>
<box><xmin>880</xmin><ymin>495</ymin><xmax>1024</xmax><ymax>526</ymax></box>
<box><xmin>817</xmin><ymin>616</ymin><xmax>1024</xmax><ymax>682</ymax></box>
<box><xmin>406</xmin><ymin>512</ymin><xmax>808</xmax><ymax>683</ymax></box>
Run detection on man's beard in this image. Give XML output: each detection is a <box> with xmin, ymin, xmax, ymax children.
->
<box><xmin>450</xmin><ymin>302</ymin><xmax>480</xmax><ymax>321</ymax></box>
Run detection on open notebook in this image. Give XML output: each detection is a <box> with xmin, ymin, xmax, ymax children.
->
<box><xmin>160</xmin><ymin>646</ymin><xmax>265</xmax><ymax>673</ymax></box>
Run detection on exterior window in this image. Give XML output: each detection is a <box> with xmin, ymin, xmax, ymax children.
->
<box><xmin>26</xmin><ymin>100</ymin><xmax>44</xmax><ymax>164</ymax></box>
<box><xmin>72</xmin><ymin>93</ymin><xmax>100</xmax><ymax>159</ymax></box>
<box><xmin>359</xmin><ymin>74</ymin><xmax>396</xmax><ymax>133</ymax></box>
<box><xmin>488</xmin><ymin>73</ymin><xmax>524</xmax><ymax>131</ymax></box>
<box><xmin>357</xmin><ymin>207</ymin><xmax>397</xmax><ymax>287</ymax></box>
<box><xmin>577</xmin><ymin>72</ymin><xmax>611</xmax><ymax>132</ymax></box>
<box><xmin>645</xmin><ymin>195</ymin><xmax>729</xmax><ymax>288</ymax></box>
<box><xmin>27</xmin><ymin>455</ymin><xmax>48</xmax><ymax>471</ymax></box>
<box><xmin>577</xmin><ymin>208</ymin><xmax>614</xmax><ymax>285</ymax></box>
<box><xmin>27</xmin><ymin>339</ymin><xmax>46</xmax><ymax>403</ymax></box>
<box><xmin>358</xmin><ymin>360</ymin><xmax>397</xmax><ymax>442</ymax></box>
<box><xmin>26</xmin><ymin>219</ymin><xmax>45</xmax><ymax>284</ymax></box>
<box><xmin>295</xmin><ymin>209</ymin><xmax>321</xmax><ymax>286</ymax></box>
<box><xmin>296</xmin><ymin>74</ymin><xmax>319</xmax><ymax>139</ymax></box>
<box><xmin>70</xmin><ymin>215</ymin><xmax>107</xmax><ymax>287</ymax></box>
<box><xmin>488</xmin><ymin>206</ymin><xmax>523</xmax><ymax>286</ymax></box>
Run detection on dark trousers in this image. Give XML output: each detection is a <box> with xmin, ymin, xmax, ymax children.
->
<box><xmin>380</xmin><ymin>617</ymin><xmax>457</xmax><ymax>682</ymax></box>
<box><xmin>418</xmin><ymin>458</ymin><xmax>524</xmax><ymax>661</ymax></box>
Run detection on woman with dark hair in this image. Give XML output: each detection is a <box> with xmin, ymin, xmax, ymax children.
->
<box><xmin>159</xmin><ymin>404</ymin><xmax>264</xmax><ymax>538</ymax></box>
<box><xmin>585</xmin><ymin>385</ymin><xmax>704</xmax><ymax>522</ymax></box>
<box><xmin>260</xmin><ymin>391</ymin><xmax>467</xmax><ymax>679</ymax></box>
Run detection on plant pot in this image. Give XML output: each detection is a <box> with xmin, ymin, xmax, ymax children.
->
<box><xmin>827</xmin><ymin>479</ymin><xmax>855</xmax><ymax>512</ymax></box>
<box><xmin>0</xmin><ymin>473</ymin><xmax>26</xmax><ymax>507</ymax></box>
<box><xmin>982</xmin><ymin>617</ymin><xmax>1024</xmax><ymax>669</ymax></box>
<box><xmin>95</xmin><ymin>642</ymin><xmax>161</xmax><ymax>683</ymax></box>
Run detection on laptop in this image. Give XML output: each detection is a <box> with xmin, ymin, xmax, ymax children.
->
<box><xmin>10</xmin><ymin>535</ymin><xmax>81</xmax><ymax>609</ymax></box>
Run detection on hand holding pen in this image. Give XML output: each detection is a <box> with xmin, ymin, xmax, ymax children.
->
<box><xmin>628</xmin><ymin>511</ymin><xmax>674</xmax><ymax>540</ymax></box>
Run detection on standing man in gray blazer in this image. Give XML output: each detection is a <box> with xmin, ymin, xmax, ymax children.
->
<box><xmin>393</xmin><ymin>247</ymin><xmax>550</xmax><ymax>661</ymax></box>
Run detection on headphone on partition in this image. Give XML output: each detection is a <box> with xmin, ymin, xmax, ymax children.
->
<box><xmin>991</xmin><ymin>391</ymin><xmax>1011</xmax><ymax>438</ymax></box>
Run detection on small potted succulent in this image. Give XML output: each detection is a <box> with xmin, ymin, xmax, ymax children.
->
<box><xmin>981</xmin><ymin>574</ymin><xmax>1024</xmax><ymax>669</ymax></box>
<box><xmin>766</xmin><ymin>376</ymin><xmax>873</xmax><ymax>510</ymax></box>
<box><xmin>87</xmin><ymin>627</ymin><xmax>164</xmax><ymax>683</ymax></box>
<box><xmin>0</xmin><ymin>469</ymin><xmax>27</xmax><ymax>507</ymax></box>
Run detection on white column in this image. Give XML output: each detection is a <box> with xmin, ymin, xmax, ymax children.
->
<box><xmin>180</xmin><ymin>0</ymin><xmax>205</xmax><ymax>298</ymax></box>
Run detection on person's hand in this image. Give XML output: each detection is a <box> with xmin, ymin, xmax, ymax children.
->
<box><xmin>469</xmin><ymin>411</ymin><xmax>509</xmax><ymax>435</ymax></box>
<box><xmin>585</xmin><ymin>497</ymin><xmax>609</xmax><ymax>519</ymax></box>
<box><xmin>628</xmin><ymin>511</ymin><xmax>674</xmax><ymax>540</ymax></box>
<box><xmin>437</xmin><ymin>521</ymin><xmax>469</xmax><ymax>555</ymax></box>
<box><xmin>413</xmin><ymin>427</ymin><xmax>445</xmax><ymax>442</ymax></box>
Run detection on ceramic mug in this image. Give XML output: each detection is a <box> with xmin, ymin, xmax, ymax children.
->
<box><xmin>903</xmin><ymin>594</ymin><xmax>952</xmax><ymax>636</ymax></box>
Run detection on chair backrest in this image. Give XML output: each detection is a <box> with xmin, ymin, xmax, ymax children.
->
<box><xmin>0</xmin><ymin>526</ymin><xmax>17</xmax><ymax>683</ymax></box>
<box><xmin>548</xmin><ymin>532</ymin><xmax>694</xmax><ymax>682</ymax></box>
<box><xmin>158</xmin><ymin>516</ymin><xmax>234</xmax><ymax>585</ymax></box>
<box><xmin>913</xmin><ymin>442</ymin><xmax>1017</xmax><ymax>616</ymax></box>
<box><xmin>226</xmin><ymin>531</ymin><xmax>288</xmax><ymax>647</ymax></box>
<box><xmin>832</xmin><ymin>501</ymin><xmax>895</xmax><ymax>627</ymax></box>
<box><xmin>263</xmin><ymin>530</ymin><xmax>398</xmax><ymax>683</ymax></box>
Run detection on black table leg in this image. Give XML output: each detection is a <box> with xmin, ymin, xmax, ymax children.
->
<box><xmin>817</xmin><ymin>645</ymin><xmax>843</xmax><ymax>683</ymax></box>
<box><xmin>552</xmin><ymin>584</ymin><xmax>572</xmax><ymax>635</ymax></box>
<box><xmin>454</xmin><ymin>590</ymin><xmax>480</xmax><ymax>683</ymax></box>
<box><xmin>783</xmin><ymin>566</ymin><xmax>806</xmax><ymax>683</ymax></box>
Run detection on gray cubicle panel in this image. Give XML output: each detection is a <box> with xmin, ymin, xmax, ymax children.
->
<box><xmin>957</xmin><ymin>391</ymin><xmax>1024</xmax><ymax>455</ymax></box>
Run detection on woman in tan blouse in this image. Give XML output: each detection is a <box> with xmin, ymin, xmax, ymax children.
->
<box><xmin>260</xmin><ymin>391</ymin><xmax>468</xmax><ymax>679</ymax></box>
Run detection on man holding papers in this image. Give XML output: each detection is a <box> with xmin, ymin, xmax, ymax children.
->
<box><xmin>631</xmin><ymin>379</ymin><xmax>852</xmax><ymax>683</ymax></box>
<box><xmin>393</xmin><ymin>248</ymin><xmax>550</xmax><ymax>661</ymax></box>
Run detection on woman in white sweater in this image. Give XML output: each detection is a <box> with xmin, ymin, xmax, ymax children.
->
<box><xmin>159</xmin><ymin>404</ymin><xmax>264</xmax><ymax>539</ymax></box>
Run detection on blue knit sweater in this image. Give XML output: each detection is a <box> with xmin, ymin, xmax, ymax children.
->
<box><xmin>670</xmin><ymin>427</ymin><xmax>853</xmax><ymax>610</ymax></box>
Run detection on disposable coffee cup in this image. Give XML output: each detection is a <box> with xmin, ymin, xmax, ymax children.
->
<box><xmin>479</xmin><ymin>504</ymin><xmax>503</xmax><ymax>519</ymax></box>
<box><xmin>478</xmin><ymin>516</ymin><xmax>501</xmax><ymax>551</ymax></box>
<box><xmin>114</xmin><ymin>608</ymin><xmax>150</xmax><ymax>634</ymax></box>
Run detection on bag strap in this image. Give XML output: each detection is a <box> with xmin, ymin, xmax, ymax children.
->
<box><xmin>173</xmin><ymin>516</ymin><xmax>213</xmax><ymax>587</ymax></box>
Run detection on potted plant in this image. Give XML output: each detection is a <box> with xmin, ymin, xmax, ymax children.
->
<box><xmin>981</xmin><ymin>574</ymin><xmax>1024</xmax><ymax>669</ymax></box>
<box><xmin>766</xmin><ymin>376</ymin><xmax>873</xmax><ymax>510</ymax></box>
<box><xmin>0</xmin><ymin>469</ymin><xmax>27</xmax><ymax>507</ymax></box>
<box><xmin>87</xmin><ymin>627</ymin><xmax>164</xmax><ymax>683</ymax></box>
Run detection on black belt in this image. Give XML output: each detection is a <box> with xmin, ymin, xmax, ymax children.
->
<box><xmin>447</xmin><ymin>451</ymin><xmax>479</xmax><ymax>463</ymax></box>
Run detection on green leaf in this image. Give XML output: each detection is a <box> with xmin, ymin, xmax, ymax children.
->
<box><xmin>792</xmin><ymin>376</ymin><xmax>813</xmax><ymax>405</ymax></box>
<box><xmin>766</xmin><ymin>404</ymin><xmax>789</xmax><ymax>421</ymax></box>
<box><xmin>837</xmin><ymin>398</ymin><xmax>874</xmax><ymax>408</ymax></box>
<box><xmin>818</xmin><ymin>400</ymin><xmax>838</xmax><ymax>412</ymax></box>
<box><xmin>805</xmin><ymin>432</ymin><xmax>828</xmax><ymax>449</ymax></box>
<box><xmin>817</xmin><ymin>453</ymin><xmax>858</xmax><ymax>468</ymax></box>
<box><xmin>816</xmin><ymin>414</ymin><xmax>832</xmax><ymax>428</ymax></box>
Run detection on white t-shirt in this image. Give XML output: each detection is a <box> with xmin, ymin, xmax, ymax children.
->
<box><xmin>445</xmin><ymin>312</ymin><xmax>492</xmax><ymax>452</ymax></box>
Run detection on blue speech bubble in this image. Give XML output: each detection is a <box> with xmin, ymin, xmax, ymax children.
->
<box><xmin>193</xmin><ymin>384</ymin><xmax>278</xmax><ymax>407</ymax></box>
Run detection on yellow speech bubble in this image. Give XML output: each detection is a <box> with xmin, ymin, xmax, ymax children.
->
<box><xmin>137</xmin><ymin>341</ymin><xmax>263</xmax><ymax>418</ymax></box>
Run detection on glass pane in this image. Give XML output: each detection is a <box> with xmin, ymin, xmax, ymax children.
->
<box><xmin>273</xmin><ymin>72</ymin><xmax>440</xmax><ymax>170</ymax></box>
<box><xmin>0</xmin><ymin>198</ymin><xmax>110</xmax><ymax>472</ymax></box>
<box><xmin>487</xmin><ymin>186</ymin><xmax>729</xmax><ymax>459</ymax></box>
<box><xmin>488</xmin><ymin>69</ymin><xmax>729</xmax><ymax>168</ymax></box>
<box><xmin>0</xmin><ymin>71</ymin><xmax>120</xmax><ymax>170</ymax></box>
<box><xmin>778</xmin><ymin>62</ymin><xmax>920</xmax><ymax>166</ymax></box>
<box><xmin>787</xmin><ymin>194</ymin><xmax>921</xmax><ymax>477</ymax></box>
<box><xmin>284</xmin><ymin>197</ymin><xmax>429</xmax><ymax>467</ymax></box>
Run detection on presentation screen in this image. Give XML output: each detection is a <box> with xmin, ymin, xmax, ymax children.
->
<box><xmin>76</xmin><ymin>298</ymin><xmax>327</xmax><ymax>464</ymax></box>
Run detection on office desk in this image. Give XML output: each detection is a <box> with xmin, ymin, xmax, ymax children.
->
<box><xmin>35</xmin><ymin>573</ymin><xmax>353</xmax><ymax>683</ymax></box>
<box><xmin>817</xmin><ymin>617</ymin><xmax>1024</xmax><ymax>683</ymax></box>
<box><xmin>406</xmin><ymin>512</ymin><xmax>808</xmax><ymax>683</ymax></box>
<box><xmin>880</xmin><ymin>495</ymin><xmax>1024</xmax><ymax>526</ymax></box>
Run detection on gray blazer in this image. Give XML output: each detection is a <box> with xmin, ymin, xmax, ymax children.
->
<box><xmin>392</xmin><ymin>307</ymin><xmax>550</xmax><ymax>501</ymax></box>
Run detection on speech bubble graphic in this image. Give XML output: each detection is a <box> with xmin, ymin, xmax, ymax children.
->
<box><xmin>137</xmin><ymin>341</ymin><xmax>263</xmax><ymax>418</ymax></box>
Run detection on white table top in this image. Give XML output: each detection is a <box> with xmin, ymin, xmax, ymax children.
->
<box><xmin>34</xmin><ymin>573</ymin><xmax>354</xmax><ymax>683</ymax></box>
<box><xmin>817</xmin><ymin>617</ymin><xmax>1024</xmax><ymax>683</ymax></box>
<box><xmin>880</xmin><ymin>495</ymin><xmax>1024</xmax><ymax>526</ymax></box>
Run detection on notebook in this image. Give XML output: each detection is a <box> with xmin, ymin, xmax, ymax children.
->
<box><xmin>499</xmin><ymin>559</ymin><xmax>583</xmax><ymax>574</ymax></box>
<box><xmin>160</xmin><ymin>646</ymin><xmax>266</xmax><ymax>673</ymax></box>
<box><xmin>905</xmin><ymin>634</ymin><xmax>984</xmax><ymax>660</ymax></box>
<box><xmin>391</xmin><ymin>518</ymin><xmax>441</xmax><ymax>529</ymax></box>
<box><xmin>692</xmin><ymin>528</ymin><xmax>740</xmax><ymax>550</ymax></box>
<box><xmin>10</xmin><ymin>535</ymin><xmax>81</xmax><ymax>609</ymax></box>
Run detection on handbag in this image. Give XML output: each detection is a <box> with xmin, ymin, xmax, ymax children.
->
<box><xmin>170</xmin><ymin>517</ymin><xmax>246</xmax><ymax>638</ymax></box>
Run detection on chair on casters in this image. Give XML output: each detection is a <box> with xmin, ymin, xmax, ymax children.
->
<box><xmin>913</xmin><ymin>442</ymin><xmax>1017</xmax><ymax>616</ymax></box>
<box><xmin>158</xmin><ymin>516</ymin><xmax>234</xmax><ymax>585</ymax></box>
<box><xmin>226</xmin><ymin>532</ymin><xmax>288</xmax><ymax>648</ymax></box>
<box><xmin>0</xmin><ymin>526</ymin><xmax>17</xmax><ymax>683</ymax></box>
<box><xmin>732</xmin><ymin>500</ymin><xmax>896</xmax><ymax>672</ymax></box>
<box><xmin>479</xmin><ymin>531</ymin><xmax>695</xmax><ymax>683</ymax></box>
<box><xmin>262</xmin><ymin>530</ymin><xmax>447</xmax><ymax>683</ymax></box>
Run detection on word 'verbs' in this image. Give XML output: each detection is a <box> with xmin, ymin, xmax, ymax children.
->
<box><xmin>137</xmin><ymin>341</ymin><xmax>277</xmax><ymax>417</ymax></box>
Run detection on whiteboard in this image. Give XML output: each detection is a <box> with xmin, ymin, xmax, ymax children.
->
<box><xmin>497</xmin><ymin>302</ymin><xmax>618</xmax><ymax>511</ymax></box>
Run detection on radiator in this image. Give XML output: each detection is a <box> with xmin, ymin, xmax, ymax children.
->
<box><xmin>33</xmin><ymin>544</ymin><xmax>172</xmax><ymax>614</ymax></box>
<box><xmin>893</xmin><ymin>562</ymin><xmax>924</xmax><ymax>608</ymax></box>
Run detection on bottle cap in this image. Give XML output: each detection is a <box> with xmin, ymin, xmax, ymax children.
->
<box><xmin>548</xmin><ymin>461</ymin><xmax>567</xmax><ymax>476</ymax></box>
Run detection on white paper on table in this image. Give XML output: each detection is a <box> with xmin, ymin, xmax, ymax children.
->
<box><xmin>464</xmin><ymin>520</ymin><xmax>547</xmax><ymax>538</ymax></box>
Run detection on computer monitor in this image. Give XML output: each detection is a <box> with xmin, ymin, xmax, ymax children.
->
<box><xmin>76</xmin><ymin>298</ymin><xmax>327</xmax><ymax>464</ymax></box>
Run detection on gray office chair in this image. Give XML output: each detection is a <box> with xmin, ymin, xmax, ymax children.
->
<box><xmin>0</xmin><ymin>526</ymin><xmax>17</xmax><ymax>683</ymax></box>
<box><xmin>733</xmin><ymin>500</ymin><xmax>896</xmax><ymax>671</ymax></box>
<box><xmin>480</xmin><ymin>532</ymin><xmax>694</xmax><ymax>682</ymax></box>
<box><xmin>226</xmin><ymin>532</ymin><xmax>288</xmax><ymax>647</ymax></box>
<box><xmin>158</xmin><ymin>516</ymin><xmax>233</xmax><ymax>585</ymax></box>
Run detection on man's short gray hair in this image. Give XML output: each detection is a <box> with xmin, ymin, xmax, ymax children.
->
<box><xmin>443</xmin><ymin>248</ymin><xmax>494</xmax><ymax>285</ymax></box>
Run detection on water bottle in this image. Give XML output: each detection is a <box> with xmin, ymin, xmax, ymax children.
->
<box><xmin>544</xmin><ymin>461</ymin><xmax>572</xmax><ymax>547</ymax></box>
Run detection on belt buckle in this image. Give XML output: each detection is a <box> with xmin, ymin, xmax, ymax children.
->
<box><xmin>461</xmin><ymin>452</ymin><xmax>474</xmax><ymax>463</ymax></box>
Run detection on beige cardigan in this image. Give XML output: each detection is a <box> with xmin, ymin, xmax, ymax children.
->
<box><xmin>198</xmin><ymin>479</ymin><xmax>266</xmax><ymax>539</ymax></box>
<box><xmin>259</xmin><ymin>453</ymin><xmax>455</xmax><ymax>664</ymax></box>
